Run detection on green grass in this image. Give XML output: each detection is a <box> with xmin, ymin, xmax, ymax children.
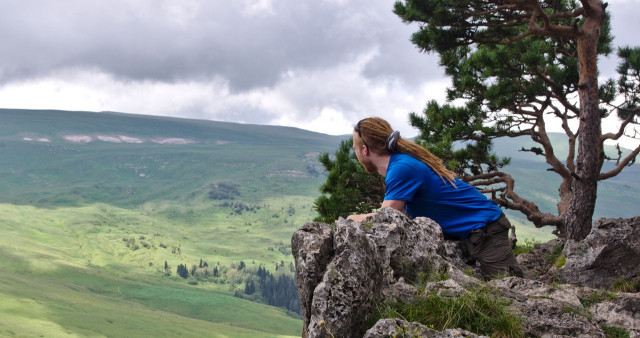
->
<box><xmin>370</xmin><ymin>288</ymin><xmax>523</xmax><ymax>337</ymax></box>
<box><xmin>0</xmin><ymin>201</ymin><xmax>306</xmax><ymax>336</ymax></box>
<box><xmin>0</xmin><ymin>259</ymin><xmax>298</xmax><ymax>337</ymax></box>
<box><xmin>533</xmin><ymin>240</ymin><xmax>567</xmax><ymax>268</ymax></box>
<box><xmin>579</xmin><ymin>290</ymin><xmax>618</xmax><ymax>308</ymax></box>
<box><xmin>562</xmin><ymin>305</ymin><xmax>592</xmax><ymax>320</ymax></box>
<box><xmin>512</xmin><ymin>238</ymin><xmax>539</xmax><ymax>256</ymax></box>
<box><xmin>610</xmin><ymin>277</ymin><xmax>640</xmax><ymax>293</ymax></box>
<box><xmin>601</xmin><ymin>324</ymin><xmax>631</xmax><ymax>338</ymax></box>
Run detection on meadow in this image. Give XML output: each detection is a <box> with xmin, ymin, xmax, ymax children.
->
<box><xmin>0</xmin><ymin>109</ymin><xmax>344</xmax><ymax>336</ymax></box>
<box><xmin>0</xmin><ymin>201</ymin><xmax>309</xmax><ymax>337</ymax></box>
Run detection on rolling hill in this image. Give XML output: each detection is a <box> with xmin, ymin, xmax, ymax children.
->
<box><xmin>0</xmin><ymin>108</ymin><xmax>345</xmax><ymax>337</ymax></box>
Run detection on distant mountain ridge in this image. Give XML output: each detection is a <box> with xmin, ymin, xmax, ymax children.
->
<box><xmin>0</xmin><ymin>108</ymin><xmax>343</xmax><ymax>208</ymax></box>
<box><xmin>0</xmin><ymin>108</ymin><xmax>343</xmax><ymax>146</ymax></box>
<box><xmin>1</xmin><ymin>107</ymin><xmax>637</xmax><ymax>225</ymax></box>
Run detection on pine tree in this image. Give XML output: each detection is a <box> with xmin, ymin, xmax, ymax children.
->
<box><xmin>314</xmin><ymin>138</ymin><xmax>385</xmax><ymax>223</ymax></box>
<box><xmin>244</xmin><ymin>280</ymin><xmax>256</xmax><ymax>295</ymax></box>
<box><xmin>176</xmin><ymin>264</ymin><xmax>189</xmax><ymax>279</ymax></box>
<box><xmin>394</xmin><ymin>0</ymin><xmax>639</xmax><ymax>240</ymax></box>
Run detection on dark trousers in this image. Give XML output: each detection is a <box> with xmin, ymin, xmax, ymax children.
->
<box><xmin>464</xmin><ymin>214</ymin><xmax>524</xmax><ymax>279</ymax></box>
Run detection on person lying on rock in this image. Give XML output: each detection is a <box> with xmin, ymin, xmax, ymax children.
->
<box><xmin>347</xmin><ymin>117</ymin><xmax>523</xmax><ymax>279</ymax></box>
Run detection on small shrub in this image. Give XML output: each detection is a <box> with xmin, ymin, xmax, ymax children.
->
<box><xmin>362</xmin><ymin>221</ymin><xmax>374</xmax><ymax>229</ymax></box>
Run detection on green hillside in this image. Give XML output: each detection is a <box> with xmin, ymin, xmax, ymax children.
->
<box><xmin>0</xmin><ymin>108</ymin><xmax>637</xmax><ymax>336</ymax></box>
<box><xmin>0</xmin><ymin>108</ymin><xmax>342</xmax><ymax>207</ymax></box>
<box><xmin>0</xmin><ymin>108</ymin><xmax>345</xmax><ymax>337</ymax></box>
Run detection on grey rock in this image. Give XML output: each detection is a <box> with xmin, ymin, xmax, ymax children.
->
<box><xmin>559</xmin><ymin>217</ymin><xmax>640</xmax><ymax>289</ymax></box>
<box><xmin>291</xmin><ymin>222</ymin><xmax>334</xmax><ymax>337</ymax></box>
<box><xmin>516</xmin><ymin>238</ymin><xmax>565</xmax><ymax>280</ymax></box>
<box><xmin>364</xmin><ymin>210</ymin><xmax>450</xmax><ymax>283</ymax></box>
<box><xmin>364</xmin><ymin>319</ymin><xmax>484</xmax><ymax>338</ymax></box>
<box><xmin>491</xmin><ymin>277</ymin><xmax>604</xmax><ymax>337</ymax></box>
<box><xmin>293</xmin><ymin>211</ymin><xmax>640</xmax><ymax>337</ymax></box>
<box><xmin>424</xmin><ymin>279</ymin><xmax>468</xmax><ymax>298</ymax></box>
<box><xmin>491</xmin><ymin>277</ymin><xmax>583</xmax><ymax>308</ymax></box>
<box><xmin>518</xmin><ymin>297</ymin><xmax>604</xmax><ymax>337</ymax></box>
<box><xmin>443</xmin><ymin>239</ymin><xmax>477</xmax><ymax>273</ymax></box>
<box><xmin>306</xmin><ymin>219</ymin><xmax>383</xmax><ymax>338</ymax></box>
<box><xmin>384</xmin><ymin>277</ymin><xmax>418</xmax><ymax>304</ymax></box>
<box><xmin>590</xmin><ymin>292</ymin><xmax>640</xmax><ymax>334</ymax></box>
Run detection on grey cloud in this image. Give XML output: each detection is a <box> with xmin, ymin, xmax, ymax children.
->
<box><xmin>1</xmin><ymin>0</ymin><xmax>636</xmax><ymax>93</ymax></box>
<box><xmin>0</xmin><ymin>0</ymin><xmax>436</xmax><ymax>90</ymax></box>
<box><xmin>598</xmin><ymin>1</ymin><xmax>640</xmax><ymax>78</ymax></box>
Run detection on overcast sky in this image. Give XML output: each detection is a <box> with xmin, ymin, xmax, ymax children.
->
<box><xmin>1</xmin><ymin>0</ymin><xmax>639</xmax><ymax>147</ymax></box>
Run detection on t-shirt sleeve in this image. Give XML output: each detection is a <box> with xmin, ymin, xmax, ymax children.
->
<box><xmin>384</xmin><ymin>162</ymin><xmax>421</xmax><ymax>202</ymax></box>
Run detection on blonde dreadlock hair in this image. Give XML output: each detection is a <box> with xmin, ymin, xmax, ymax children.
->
<box><xmin>354</xmin><ymin>117</ymin><xmax>457</xmax><ymax>185</ymax></box>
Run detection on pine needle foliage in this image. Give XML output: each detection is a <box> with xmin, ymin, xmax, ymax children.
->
<box><xmin>393</xmin><ymin>0</ymin><xmax>640</xmax><ymax>241</ymax></box>
<box><xmin>313</xmin><ymin>138</ymin><xmax>385</xmax><ymax>223</ymax></box>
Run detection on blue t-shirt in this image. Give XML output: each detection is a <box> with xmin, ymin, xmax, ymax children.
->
<box><xmin>385</xmin><ymin>153</ymin><xmax>502</xmax><ymax>239</ymax></box>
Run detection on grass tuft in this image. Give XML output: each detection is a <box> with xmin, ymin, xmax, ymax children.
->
<box><xmin>579</xmin><ymin>290</ymin><xmax>617</xmax><ymax>308</ymax></box>
<box><xmin>512</xmin><ymin>238</ymin><xmax>538</xmax><ymax>256</ymax></box>
<box><xmin>545</xmin><ymin>242</ymin><xmax>565</xmax><ymax>267</ymax></box>
<box><xmin>562</xmin><ymin>306</ymin><xmax>592</xmax><ymax>320</ymax></box>
<box><xmin>554</xmin><ymin>254</ymin><xmax>566</xmax><ymax>268</ymax></box>
<box><xmin>371</xmin><ymin>287</ymin><xmax>523</xmax><ymax>337</ymax></box>
<box><xmin>601</xmin><ymin>324</ymin><xmax>630</xmax><ymax>338</ymax></box>
<box><xmin>610</xmin><ymin>277</ymin><xmax>640</xmax><ymax>293</ymax></box>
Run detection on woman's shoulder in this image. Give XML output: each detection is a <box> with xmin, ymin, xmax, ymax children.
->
<box><xmin>389</xmin><ymin>153</ymin><xmax>434</xmax><ymax>177</ymax></box>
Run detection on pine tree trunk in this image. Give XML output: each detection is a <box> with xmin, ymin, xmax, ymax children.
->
<box><xmin>561</xmin><ymin>1</ymin><xmax>605</xmax><ymax>241</ymax></box>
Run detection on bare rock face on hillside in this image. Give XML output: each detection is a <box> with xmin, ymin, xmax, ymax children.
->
<box><xmin>291</xmin><ymin>222</ymin><xmax>334</xmax><ymax>335</ymax></box>
<box><xmin>292</xmin><ymin>209</ymin><xmax>640</xmax><ymax>337</ymax></box>
<box><xmin>558</xmin><ymin>216</ymin><xmax>640</xmax><ymax>289</ymax></box>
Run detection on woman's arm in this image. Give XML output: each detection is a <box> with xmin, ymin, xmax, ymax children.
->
<box><xmin>346</xmin><ymin>200</ymin><xmax>406</xmax><ymax>222</ymax></box>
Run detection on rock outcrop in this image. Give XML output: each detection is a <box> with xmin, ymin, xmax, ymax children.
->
<box><xmin>558</xmin><ymin>216</ymin><xmax>640</xmax><ymax>289</ymax></box>
<box><xmin>292</xmin><ymin>208</ymin><xmax>640</xmax><ymax>337</ymax></box>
